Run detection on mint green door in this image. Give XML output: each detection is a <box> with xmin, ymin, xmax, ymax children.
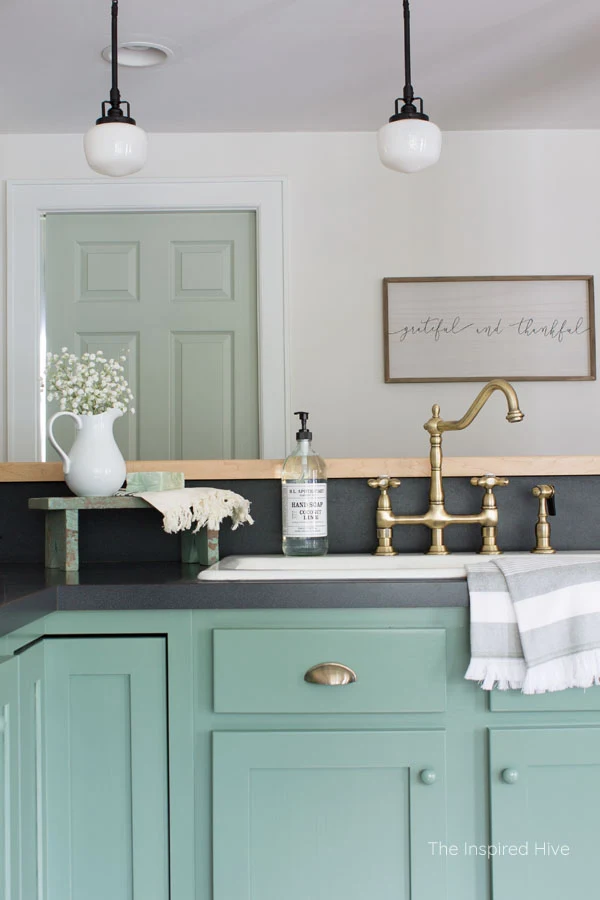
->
<box><xmin>490</xmin><ymin>726</ymin><xmax>600</xmax><ymax>899</ymax></box>
<box><xmin>18</xmin><ymin>637</ymin><xmax>169</xmax><ymax>900</ymax></box>
<box><xmin>213</xmin><ymin>729</ymin><xmax>447</xmax><ymax>900</ymax></box>
<box><xmin>45</xmin><ymin>211</ymin><xmax>259</xmax><ymax>460</ymax></box>
<box><xmin>0</xmin><ymin>658</ymin><xmax>18</xmax><ymax>900</ymax></box>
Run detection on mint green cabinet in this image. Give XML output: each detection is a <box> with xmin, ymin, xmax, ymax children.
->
<box><xmin>213</xmin><ymin>729</ymin><xmax>447</xmax><ymax>900</ymax></box>
<box><xmin>489</xmin><ymin>726</ymin><xmax>600</xmax><ymax>900</ymax></box>
<box><xmin>0</xmin><ymin>657</ymin><xmax>18</xmax><ymax>900</ymax></box>
<box><xmin>4</xmin><ymin>606</ymin><xmax>600</xmax><ymax>900</ymax></box>
<box><xmin>18</xmin><ymin>637</ymin><xmax>170</xmax><ymax>900</ymax></box>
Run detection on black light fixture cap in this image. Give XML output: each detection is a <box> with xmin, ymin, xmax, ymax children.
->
<box><xmin>95</xmin><ymin>100</ymin><xmax>137</xmax><ymax>126</ymax></box>
<box><xmin>95</xmin><ymin>114</ymin><xmax>137</xmax><ymax>126</ymax></box>
<box><xmin>389</xmin><ymin>97</ymin><xmax>429</xmax><ymax>123</ymax></box>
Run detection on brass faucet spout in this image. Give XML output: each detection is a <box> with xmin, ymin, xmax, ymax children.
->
<box><xmin>424</xmin><ymin>378</ymin><xmax>524</xmax><ymax>435</ymax></box>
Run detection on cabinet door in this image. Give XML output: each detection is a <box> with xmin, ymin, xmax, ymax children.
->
<box><xmin>0</xmin><ymin>657</ymin><xmax>18</xmax><ymax>900</ymax></box>
<box><xmin>213</xmin><ymin>730</ymin><xmax>447</xmax><ymax>900</ymax></box>
<box><xmin>19</xmin><ymin>637</ymin><xmax>169</xmax><ymax>900</ymax></box>
<box><xmin>490</xmin><ymin>726</ymin><xmax>600</xmax><ymax>900</ymax></box>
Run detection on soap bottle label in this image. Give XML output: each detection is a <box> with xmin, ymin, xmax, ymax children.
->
<box><xmin>282</xmin><ymin>483</ymin><xmax>327</xmax><ymax>537</ymax></box>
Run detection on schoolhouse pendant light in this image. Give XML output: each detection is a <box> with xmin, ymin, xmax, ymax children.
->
<box><xmin>377</xmin><ymin>0</ymin><xmax>441</xmax><ymax>173</ymax></box>
<box><xmin>84</xmin><ymin>0</ymin><xmax>148</xmax><ymax>177</ymax></box>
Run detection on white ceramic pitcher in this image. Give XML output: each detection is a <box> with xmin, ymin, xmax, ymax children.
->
<box><xmin>48</xmin><ymin>408</ymin><xmax>127</xmax><ymax>497</ymax></box>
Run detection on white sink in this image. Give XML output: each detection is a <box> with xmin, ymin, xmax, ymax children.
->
<box><xmin>197</xmin><ymin>552</ymin><xmax>600</xmax><ymax>581</ymax></box>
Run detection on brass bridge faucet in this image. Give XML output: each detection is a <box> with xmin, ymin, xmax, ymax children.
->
<box><xmin>368</xmin><ymin>379</ymin><xmax>524</xmax><ymax>556</ymax></box>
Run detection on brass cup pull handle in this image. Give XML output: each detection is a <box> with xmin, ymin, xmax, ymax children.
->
<box><xmin>304</xmin><ymin>662</ymin><xmax>357</xmax><ymax>686</ymax></box>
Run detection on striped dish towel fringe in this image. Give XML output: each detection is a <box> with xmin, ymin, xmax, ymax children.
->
<box><xmin>465</xmin><ymin>556</ymin><xmax>600</xmax><ymax>694</ymax></box>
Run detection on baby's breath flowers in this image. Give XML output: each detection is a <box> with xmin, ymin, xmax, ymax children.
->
<box><xmin>42</xmin><ymin>348</ymin><xmax>135</xmax><ymax>415</ymax></box>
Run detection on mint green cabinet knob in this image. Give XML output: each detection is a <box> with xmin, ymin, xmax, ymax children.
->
<box><xmin>501</xmin><ymin>767</ymin><xmax>519</xmax><ymax>784</ymax></box>
<box><xmin>419</xmin><ymin>768</ymin><xmax>437</xmax><ymax>785</ymax></box>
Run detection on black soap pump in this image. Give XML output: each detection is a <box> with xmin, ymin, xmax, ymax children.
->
<box><xmin>281</xmin><ymin>411</ymin><xmax>328</xmax><ymax>556</ymax></box>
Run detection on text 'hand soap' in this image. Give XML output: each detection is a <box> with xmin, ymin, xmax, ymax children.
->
<box><xmin>281</xmin><ymin>411</ymin><xmax>328</xmax><ymax>556</ymax></box>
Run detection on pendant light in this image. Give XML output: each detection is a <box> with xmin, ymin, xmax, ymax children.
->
<box><xmin>377</xmin><ymin>0</ymin><xmax>441</xmax><ymax>174</ymax></box>
<box><xmin>84</xmin><ymin>0</ymin><xmax>148</xmax><ymax>177</ymax></box>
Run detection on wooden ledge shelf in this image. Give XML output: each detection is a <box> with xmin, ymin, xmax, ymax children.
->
<box><xmin>4</xmin><ymin>456</ymin><xmax>600</xmax><ymax>482</ymax></box>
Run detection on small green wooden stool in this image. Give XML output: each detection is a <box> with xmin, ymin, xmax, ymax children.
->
<box><xmin>28</xmin><ymin>496</ymin><xmax>220</xmax><ymax>572</ymax></box>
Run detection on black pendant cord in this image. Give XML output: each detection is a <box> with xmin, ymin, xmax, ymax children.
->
<box><xmin>402</xmin><ymin>0</ymin><xmax>414</xmax><ymax>109</ymax></box>
<box><xmin>96</xmin><ymin>0</ymin><xmax>136</xmax><ymax>125</ymax></box>
<box><xmin>109</xmin><ymin>0</ymin><xmax>120</xmax><ymax>112</ymax></box>
<box><xmin>389</xmin><ymin>0</ymin><xmax>429</xmax><ymax>123</ymax></box>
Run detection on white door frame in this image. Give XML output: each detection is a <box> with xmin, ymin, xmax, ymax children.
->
<box><xmin>7</xmin><ymin>177</ymin><xmax>290</xmax><ymax>461</ymax></box>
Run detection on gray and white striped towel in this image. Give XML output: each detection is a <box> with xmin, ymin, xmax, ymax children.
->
<box><xmin>465</xmin><ymin>556</ymin><xmax>600</xmax><ymax>694</ymax></box>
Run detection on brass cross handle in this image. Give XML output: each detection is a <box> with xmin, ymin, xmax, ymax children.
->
<box><xmin>368</xmin><ymin>477</ymin><xmax>401</xmax><ymax>557</ymax></box>
<box><xmin>470</xmin><ymin>474</ymin><xmax>509</xmax><ymax>490</ymax></box>
<box><xmin>470</xmin><ymin>474</ymin><xmax>508</xmax><ymax>555</ymax></box>
<box><xmin>367</xmin><ymin>476</ymin><xmax>401</xmax><ymax>491</ymax></box>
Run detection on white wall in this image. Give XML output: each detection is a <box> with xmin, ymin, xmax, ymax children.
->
<box><xmin>1</xmin><ymin>130</ymin><xmax>599</xmax><ymax>459</ymax></box>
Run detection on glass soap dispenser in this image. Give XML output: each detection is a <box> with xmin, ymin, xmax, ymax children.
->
<box><xmin>281</xmin><ymin>411</ymin><xmax>328</xmax><ymax>556</ymax></box>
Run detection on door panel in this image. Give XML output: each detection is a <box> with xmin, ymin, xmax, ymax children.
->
<box><xmin>0</xmin><ymin>658</ymin><xmax>18</xmax><ymax>900</ymax></box>
<box><xmin>19</xmin><ymin>637</ymin><xmax>169</xmax><ymax>900</ymax></box>
<box><xmin>171</xmin><ymin>331</ymin><xmax>233</xmax><ymax>458</ymax></box>
<box><xmin>45</xmin><ymin>211</ymin><xmax>258</xmax><ymax>460</ymax></box>
<box><xmin>213</xmin><ymin>730</ymin><xmax>447</xmax><ymax>900</ymax></box>
<box><xmin>490</xmin><ymin>726</ymin><xmax>600</xmax><ymax>900</ymax></box>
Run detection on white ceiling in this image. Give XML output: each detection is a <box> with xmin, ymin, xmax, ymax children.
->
<box><xmin>2</xmin><ymin>0</ymin><xmax>600</xmax><ymax>133</ymax></box>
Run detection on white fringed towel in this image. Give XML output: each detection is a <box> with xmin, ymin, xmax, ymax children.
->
<box><xmin>135</xmin><ymin>487</ymin><xmax>254</xmax><ymax>534</ymax></box>
<box><xmin>465</xmin><ymin>556</ymin><xmax>600</xmax><ymax>694</ymax></box>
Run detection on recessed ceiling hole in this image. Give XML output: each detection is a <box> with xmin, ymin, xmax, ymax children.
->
<box><xmin>101</xmin><ymin>42</ymin><xmax>173</xmax><ymax>67</ymax></box>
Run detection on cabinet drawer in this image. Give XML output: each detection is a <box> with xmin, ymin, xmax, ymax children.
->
<box><xmin>490</xmin><ymin>686</ymin><xmax>600</xmax><ymax>712</ymax></box>
<box><xmin>213</xmin><ymin>628</ymin><xmax>446</xmax><ymax>713</ymax></box>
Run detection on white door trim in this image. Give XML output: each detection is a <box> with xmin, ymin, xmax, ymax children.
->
<box><xmin>7</xmin><ymin>177</ymin><xmax>290</xmax><ymax>461</ymax></box>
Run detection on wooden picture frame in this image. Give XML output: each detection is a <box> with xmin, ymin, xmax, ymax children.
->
<box><xmin>383</xmin><ymin>275</ymin><xmax>596</xmax><ymax>383</ymax></box>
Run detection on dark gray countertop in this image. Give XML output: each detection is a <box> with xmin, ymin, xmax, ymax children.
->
<box><xmin>0</xmin><ymin>562</ymin><xmax>468</xmax><ymax>637</ymax></box>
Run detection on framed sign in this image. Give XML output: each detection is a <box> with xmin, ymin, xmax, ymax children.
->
<box><xmin>383</xmin><ymin>275</ymin><xmax>596</xmax><ymax>383</ymax></box>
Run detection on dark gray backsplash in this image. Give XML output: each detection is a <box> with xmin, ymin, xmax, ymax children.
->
<box><xmin>1</xmin><ymin>475</ymin><xmax>598</xmax><ymax>564</ymax></box>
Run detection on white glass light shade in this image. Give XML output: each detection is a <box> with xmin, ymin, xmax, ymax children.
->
<box><xmin>377</xmin><ymin>118</ymin><xmax>442</xmax><ymax>173</ymax></box>
<box><xmin>83</xmin><ymin>121</ymin><xmax>148</xmax><ymax>177</ymax></box>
